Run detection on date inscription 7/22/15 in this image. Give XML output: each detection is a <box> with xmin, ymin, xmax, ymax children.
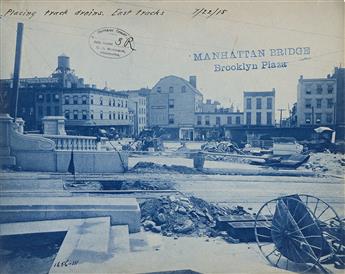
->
<box><xmin>192</xmin><ymin>8</ymin><xmax>228</xmax><ymax>18</ymax></box>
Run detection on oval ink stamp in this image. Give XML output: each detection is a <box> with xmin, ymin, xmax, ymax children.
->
<box><xmin>89</xmin><ymin>27</ymin><xmax>135</xmax><ymax>59</ymax></box>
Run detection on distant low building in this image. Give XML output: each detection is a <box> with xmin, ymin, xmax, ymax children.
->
<box><xmin>202</xmin><ymin>99</ymin><xmax>221</xmax><ymax>112</ymax></box>
<box><xmin>243</xmin><ymin>89</ymin><xmax>276</xmax><ymax>126</ymax></box>
<box><xmin>194</xmin><ymin>110</ymin><xmax>244</xmax><ymax>140</ymax></box>
<box><xmin>296</xmin><ymin>76</ymin><xmax>336</xmax><ymax>127</ymax></box>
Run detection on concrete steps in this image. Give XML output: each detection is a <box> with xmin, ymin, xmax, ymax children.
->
<box><xmin>0</xmin><ymin>217</ymin><xmax>132</xmax><ymax>274</ymax></box>
<box><xmin>109</xmin><ymin>225</ymin><xmax>130</xmax><ymax>254</ymax></box>
<box><xmin>49</xmin><ymin>217</ymin><xmax>111</xmax><ymax>273</ymax></box>
<box><xmin>0</xmin><ymin>196</ymin><xmax>141</xmax><ymax>233</ymax></box>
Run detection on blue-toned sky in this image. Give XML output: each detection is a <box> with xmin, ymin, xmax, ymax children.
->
<box><xmin>1</xmin><ymin>1</ymin><xmax>343</xmax><ymax>117</ymax></box>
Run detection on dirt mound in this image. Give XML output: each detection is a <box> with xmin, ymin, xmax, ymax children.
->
<box><xmin>131</xmin><ymin>162</ymin><xmax>200</xmax><ymax>174</ymax></box>
<box><xmin>140</xmin><ymin>195</ymin><xmax>248</xmax><ymax>239</ymax></box>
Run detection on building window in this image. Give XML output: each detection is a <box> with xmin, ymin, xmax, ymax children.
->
<box><xmin>109</xmin><ymin>111</ymin><xmax>112</xmax><ymax>119</ymax></box>
<box><xmin>64</xmin><ymin>96</ymin><xmax>69</xmax><ymax>105</ymax></box>
<box><xmin>64</xmin><ymin>110</ymin><xmax>70</xmax><ymax>119</ymax></box>
<box><xmin>113</xmin><ymin>112</ymin><xmax>116</xmax><ymax>119</ymax></box>
<box><xmin>38</xmin><ymin>106</ymin><xmax>43</xmax><ymax>116</ymax></box>
<box><xmin>181</xmin><ymin>86</ymin><xmax>186</xmax><ymax>93</ymax></box>
<box><xmin>53</xmin><ymin>94</ymin><xmax>59</xmax><ymax>102</ymax></box>
<box><xmin>327</xmin><ymin>99</ymin><xmax>333</xmax><ymax>108</ymax></box>
<box><xmin>118</xmin><ymin>113</ymin><xmax>121</xmax><ymax>120</ymax></box>
<box><xmin>316</xmin><ymin>84</ymin><xmax>322</xmax><ymax>94</ymax></box>
<box><xmin>246</xmin><ymin>112</ymin><xmax>251</xmax><ymax>125</ymax></box>
<box><xmin>46</xmin><ymin>94</ymin><xmax>51</xmax><ymax>103</ymax></box>
<box><xmin>236</xmin><ymin>116</ymin><xmax>241</xmax><ymax>125</ymax></box>
<box><xmin>305</xmin><ymin>113</ymin><xmax>311</xmax><ymax>124</ymax></box>
<box><xmin>315</xmin><ymin>113</ymin><xmax>322</xmax><ymax>124</ymax></box>
<box><xmin>256</xmin><ymin>112</ymin><xmax>261</xmax><ymax>125</ymax></box>
<box><xmin>100</xmin><ymin>111</ymin><xmax>103</xmax><ymax>119</ymax></box>
<box><xmin>316</xmin><ymin>99</ymin><xmax>322</xmax><ymax>109</ymax></box>
<box><xmin>73</xmin><ymin>110</ymin><xmax>78</xmax><ymax>120</ymax></box>
<box><xmin>90</xmin><ymin>97</ymin><xmax>94</xmax><ymax>104</ymax></box>
<box><xmin>82</xmin><ymin>110</ymin><xmax>87</xmax><ymax>120</ymax></box>
<box><xmin>169</xmin><ymin>86</ymin><xmax>174</xmax><ymax>93</ymax></box>
<box><xmin>246</xmin><ymin>98</ymin><xmax>252</xmax><ymax>110</ymax></box>
<box><xmin>125</xmin><ymin>113</ymin><xmax>128</xmax><ymax>120</ymax></box>
<box><xmin>326</xmin><ymin>113</ymin><xmax>333</xmax><ymax>123</ymax></box>
<box><xmin>305</xmin><ymin>99</ymin><xmax>312</xmax><ymax>109</ymax></box>
<box><xmin>216</xmin><ymin>116</ymin><xmax>221</xmax><ymax>126</ymax></box>
<box><xmin>46</xmin><ymin>106</ymin><xmax>51</xmax><ymax>116</ymax></box>
<box><xmin>113</xmin><ymin>99</ymin><xmax>116</xmax><ymax>106</ymax></box>
<box><xmin>306</xmin><ymin>85</ymin><xmax>312</xmax><ymax>95</ymax></box>
<box><xmin>197</xmin><ymin>116</ymin><xmax>202</xmax><ymax>125</ymax></box>
<box><xmin>256</xmin><ymin>98</ymin><xmax>262</xmax><ymax>109</ymax></box>
<box><xmin>54</xmin><ymin>106</ymin><xmax>59</xmax><ymax>115</ymax></box>
<box><xmin>37</xmin><ymin>94</ymin><xmax>44</xmax><ymax>102</ymax></box>
<box><xmin>227</xmin><ymin>116</ymin><xmax>232</xmax><ymax>125</ymax></box>
<box><xmin>267</xmin><ymin>98</ymin><xmax>272</xmax><ymax>110</ymax></box>
<box><xmin>73</xmin><ymin>96</ymin><xmax>78</xmax><ymax>104</ymax></box>
<box><xmin>108</xmin><ymin>99</ymin><xmax>111</xmax><ymax>106</ymax></box>
<box><xmin>121</xmin><ymin>100</ymin><xmax>124</xmax><ymax>107</ymax></box>
<box><xmin>168</xmin><ymin>99</ymin><xmax>174</xmax><ymax>108</ymax></box>
<box><xmin>205</xmin><ymin>116</ymin><xmax>210</xmax><ymax>125</ymax></box>
<box><xmin>157</xmin><ymin>87</ymin><xmax>161</xmax><ymax>93</ymax></box>
<box><xmin>121</xmin><ymin>113</ymin><xmax>124</xmax><ymax>120</ymax></box>
<box><xmin>100</xmin><ymin>97</ymin><xmax>103</xmax><ymax>105</ymax></box>
<box><xmin>82</xmin><ymin>96</ymin><xmax>87</xmax><ymax>105</ymax></box>
<box><xmin>90</xmin><ymin>111</ymin><xmax>94</xmax><ymax>120</ymax></box>
<box><xmin>327</xmin><ymin>84</ymin><xmax>334</xmax><ymax>94</ymax></box>
<box><xmin>267</xmin><ymin>112</ymin><xmax>272</xmax><ymax>125</ymax></box>
<box><xmin>168</xmin><ymin>114</ymin><xmax>174</xmax><ymax>124</ymax></box>
<box><xmin>125</xmin><ymin>100</ymin><xmax>128</xmax><ymax>107</ymax></box>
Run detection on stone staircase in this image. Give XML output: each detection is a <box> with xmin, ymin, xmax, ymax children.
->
<box><xmin>0</xmin><ymin>217</ymin><xmax>132</xmax><ymax>274</ymax></box>
<box><xmin>0</xmin><ymin>172</ymin><xmax>146</xmax><ymax>273</ymax></box>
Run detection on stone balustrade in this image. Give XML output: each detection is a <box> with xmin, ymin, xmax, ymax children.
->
<box><xmin>42</xmin><ymin>135</ymin><xmax>107</xmax><ymax>151</ymax></box>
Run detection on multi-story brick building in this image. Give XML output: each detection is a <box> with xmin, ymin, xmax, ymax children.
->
<box><xmin>149</xmin><ymin>75</ymin><xmax>203</xmax><ymax>139</ymax></box>
<box><xmin>62</xmin><ymin>88</ymin><xmax>130</xmax><ymax>135</ymax></box>
<box><xmin>331</xmin><ymin>67</ymin><xmax>345</xmax><ymax>139</ymax></box>
<box><xmin>125</xmin><ymin>90</ymin><xmax>148</xmax><ymax>136</ymax></box>
<box><xmin>296</xmin><ymin>76</ymin><xmax>337</xmax><ymax>127</ymax></box>
<box><xmin>243</xmin><ymin>89</ymin><xmax>275</xmax><ymax>126</ymax></box>
<box><xmin>0</xmin><ymin>55</ymin><xmax>131</xmax><ymax>135</ymax></box>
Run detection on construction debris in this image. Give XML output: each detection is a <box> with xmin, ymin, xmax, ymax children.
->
<box><xmin>121</xmin><ymin>180</ymin><xmax>175</xmax><ymax>191</ymax></box>
<box><xmin>140</xmin><ymin>195</ymin><xmax>248</xmax><ymax>241</ymax></box>
<box><xmin>304</xmin><ymin>152</ymin><xmax>345</xmax><ymax>176</ymax></box>
<box><xmin>201</xmin><ymin>141</ymin><xmax>243</xmax><ymax>155</ymax></box>
<box><xmin>131</xmin><ymin>162</ymin><xmax>200</xmax><ymax>174</ymax></box>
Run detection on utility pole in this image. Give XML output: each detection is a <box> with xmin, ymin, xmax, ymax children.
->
<box><xmin>277</xmin><ymin>108</ymin><xmax>286</xmax><ymax>128</ymax></box>
<box><xmin>10</xmin><ymin>22</ymin><xmax>24</xmax><ymax>119</ymax></box>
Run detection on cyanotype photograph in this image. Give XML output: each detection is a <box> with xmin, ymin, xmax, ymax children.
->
<box><xmin>0</xmin><ymin>1</ymin><xmax>344</xmax><ymax>273</ymax></box>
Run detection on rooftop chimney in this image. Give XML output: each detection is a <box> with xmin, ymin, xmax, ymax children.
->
<box><xmin>189</xmin><ymin>76</ymin><xmax>196</xmax><ymax>88</ymax></box>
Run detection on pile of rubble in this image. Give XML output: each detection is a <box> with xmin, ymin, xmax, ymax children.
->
<box><xmin>131</xmin><ymin>162</ymin><xmax>200</xmax><ymax>174</ymax></box>
<box><xmin>121</xmin><ymin>180</ymin><xmax>175</xmax><ymax>191</ymax></box>
<box><xmin>201</xmin><ymin>141</ymin><xmax>243</xmax><ymax>154</ymax></box>
<box><xmin>304</xmin><ymin>152</ymin><xmax>345</xmax><ymax>176</ymax></box>
<box><xmin>140</xmin><ymin>195</ymin><xmax>248</xmax><ymax>240</ymax></box>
